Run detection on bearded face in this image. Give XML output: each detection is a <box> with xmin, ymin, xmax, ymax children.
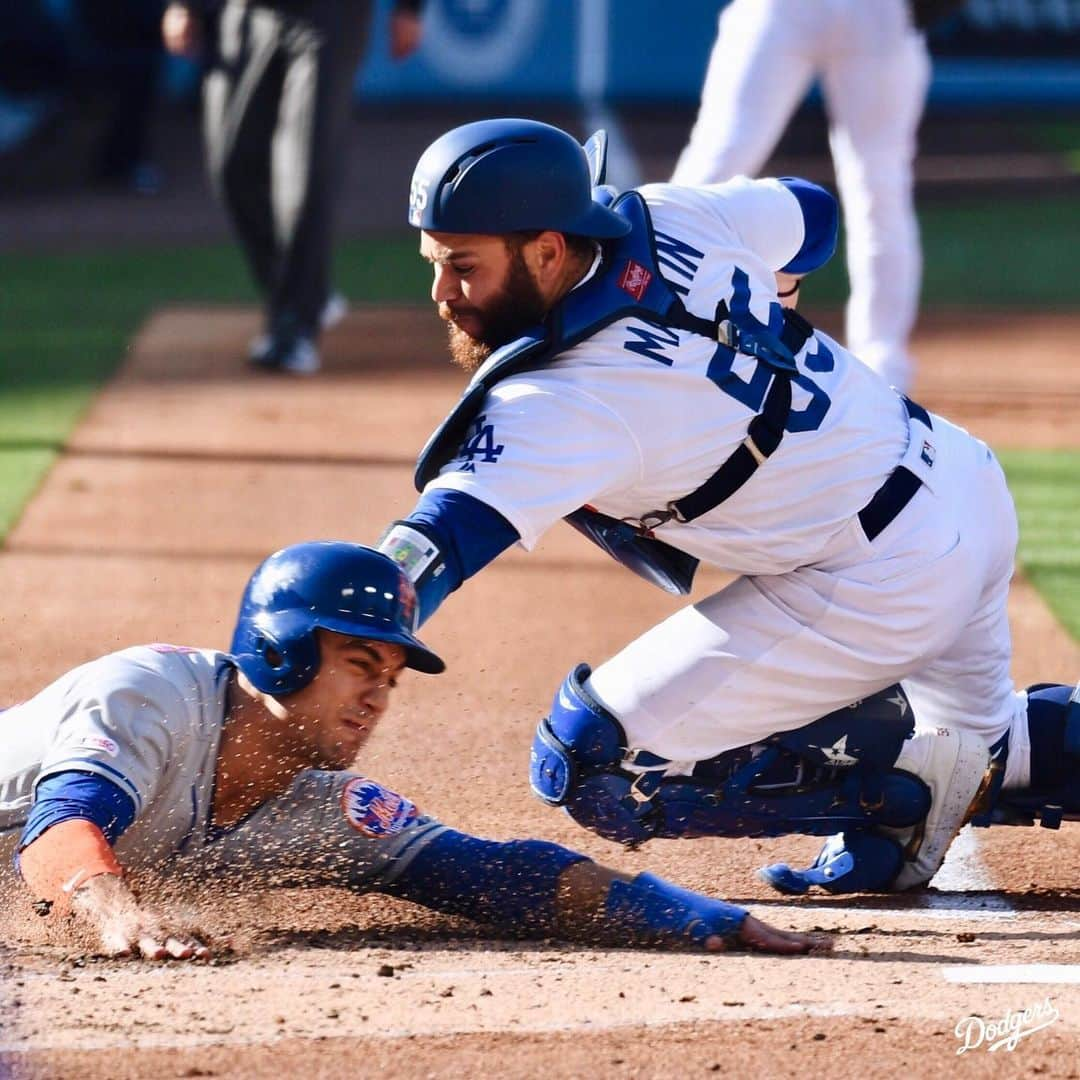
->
<box><xmin>439</xmin><ymin>243</ymin><xmax>549</xmax><ymax>373</ymax></box>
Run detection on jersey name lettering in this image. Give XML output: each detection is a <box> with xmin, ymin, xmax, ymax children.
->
<box><xmin>623</xmin><ymin>321</ymin><xmax>680</xmax><ymax>365</ymax></box>
<box><xmin>654</xmin><ymin>230</ymin><xmax>705</xmax><ymax>297</ymax></box>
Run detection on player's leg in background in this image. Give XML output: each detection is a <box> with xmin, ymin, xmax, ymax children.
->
<box><xmin>268</xmin><ymin>0</ymin><xmax>372</xmax><ymax>351</ymax></box>
<box><xmin>821</xmin><ymin>0</ymin><xmax>931</xmax><ymax>393</ymax></box>
<box><xmin>202</xmin><ymin>0</ymin><xmax>286</xmax><ymax>307</ymax></box>
<box><xmin>670</xmin><ymin>0</ymin><xmax>820</xmax><ymax>184</ymax></box>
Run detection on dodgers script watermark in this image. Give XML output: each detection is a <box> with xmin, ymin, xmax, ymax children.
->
<box><xmin>955</xmin><ymin>996</ymin><xmax>1060</xmax><ymax>1054</ymax></box>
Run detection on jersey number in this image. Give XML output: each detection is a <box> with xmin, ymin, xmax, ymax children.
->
<box><xmin>705</xmin><ymin>268</ymin><xmax>832</xmax><ymax>433</ymax></box>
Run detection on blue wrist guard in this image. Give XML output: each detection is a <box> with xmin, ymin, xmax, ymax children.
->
<box><xmin>605</xmin><ymin>871</ymin><xmax>747</xmax><ymax>945</ymax></box>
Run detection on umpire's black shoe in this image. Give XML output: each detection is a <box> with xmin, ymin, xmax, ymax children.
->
<box><xmin>249</xmin><ymin>333</ymin><xmax>321</xmax><ymax>376</ymax></box>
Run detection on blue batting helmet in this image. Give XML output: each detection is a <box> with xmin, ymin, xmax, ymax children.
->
<box><xmin>407</xmin><ymin>118</ymin><xmax>631</xmax><ymax>239</ymax></box>
<box><xmin>231</xmin><ymin>541</ymin><xmax>444</xmax><ymax>694</ymax></box>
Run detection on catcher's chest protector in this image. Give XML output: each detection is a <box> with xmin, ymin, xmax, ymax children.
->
<box><xmin>413</xmin><ymin>192</ymin><xmax>733</xmax><ymax>594</ymax></box>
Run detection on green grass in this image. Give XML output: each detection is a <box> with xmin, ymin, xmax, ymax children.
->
<box><xmin>2</xmin><ymin>204</ymin><xmax>1079</xmax><ymax>639</ymax></box>
<box><xmin>809</xmin><ymin>195</ymin><xmax>1080</xmax><ymax>308</ymax></box>
<box><xmin>0</xmin><ymin>234</ymin><xmax>427</xmax><ymax>535</ymax></box>
<box><xmin>999</xmin><ymin>449</ymin><xmax>1080</xmax><ymax>643</ymax></box>
<box><xmin>1031</xmin><ymin>120</ymin><xmax>1080</xmax><ymax>165</ymax></box>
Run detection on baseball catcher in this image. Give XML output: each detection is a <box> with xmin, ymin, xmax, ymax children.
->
<box><xmin>373</xmin><ymin>118</ymin><xmax>1080</xmax><ymax>896</ymax></box>
<box><xmin>2</xmin><ymin>542</ymin><xmax>827</xmax><ymax>959</ymax></box>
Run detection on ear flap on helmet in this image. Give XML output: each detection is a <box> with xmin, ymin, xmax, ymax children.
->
<box><xmin>235</xmin><ymin>612</ymin><xmax>321</xmax><ymax>695</ymax></box>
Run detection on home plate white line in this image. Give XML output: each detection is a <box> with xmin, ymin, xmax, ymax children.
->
<box><xmin>943</xmin><ymin>965</ymin><xmax>1080</xmax><ymax>985</ymax></box>
<box><xmin>921</xmin><ymin>824</ymin><xmax>1014</xmax><ymax>915</ymax></box>
<box><xmin>789</xmin><ymin>900</ymin><xmax>1016</xmax><ymax>921</ymax></box>
<box><xmin>931</xmin><ymin>825</ymin><xmax>1002</xmax><ymax>892</ymax></box>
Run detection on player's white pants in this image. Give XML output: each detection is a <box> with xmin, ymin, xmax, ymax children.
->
<box><xmin>671</xmin><ymin>0</ymin><xmax>930</xmax><ymax>392</ymax></box>
<box><xmin>588</xmin><ymin>414</ymin><xmax>1030</xmax><ymax>783</ymax></box>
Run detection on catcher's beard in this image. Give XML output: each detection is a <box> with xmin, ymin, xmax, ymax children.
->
<box><xmin>441</xmin><ymin>246</ymin><xmax>548</xmax><ymax>373</ymax></box>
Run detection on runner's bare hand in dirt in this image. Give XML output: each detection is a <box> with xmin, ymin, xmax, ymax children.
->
<box><xmin>71</xmin><ymin>874</ymin><xmax>211</xmax><ymax>961</ymax></box>
<box><xmin>708</xmin><ymin>913</ymin><xmax>833</xmax><ymax>955</ymax></box>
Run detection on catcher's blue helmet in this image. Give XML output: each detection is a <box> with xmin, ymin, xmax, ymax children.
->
<box><xmin>231</xmin><ymin>541</ymin><xmax>444</xmax><ymax>695</ymax></box>
<box><xmin>407</xmin><ymin>118</ymin><xmax>631</xmax><ymax>239</ymax></box>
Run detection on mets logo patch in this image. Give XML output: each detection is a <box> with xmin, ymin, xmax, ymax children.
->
<box><xmin>340</xmin><ymin>777</ymin><xmax>419</xmax><ymax>837</ymax></box>
<box><xmin>397</xmin><ymin>576</ymin><xmax>418</xmax><ymax>630</ymax></box>
<box><xmin>618</xmin><ymin>259</ymin><xmax>652</xmax><ymax>301</ymax></box>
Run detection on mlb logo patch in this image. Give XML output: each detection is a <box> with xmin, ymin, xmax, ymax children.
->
<box><xmin>340</xmin><ymin>777</ymin><xmax>419</xmax><ymax>837</ymax></box>
<box><xmin>72</xmin><ymin>734</ymin><xmax>120</xmax><ymax>757</ymax></box>
<box><xmin>920</xmin><ymin>441</ymin><xmax>936</xmax><ymax>467</ymax></box>
<box><xmin>618</xmin><ymin>259</ymin><xmax>652</xmax><ymax>301</ymax></box>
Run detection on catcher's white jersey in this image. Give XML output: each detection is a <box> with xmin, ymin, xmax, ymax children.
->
<box><xmin>431</xmin><ymin>179</ymin><xmax>909</xmax><ymax>575</ymax></box>
<box><xmin>426</xmin><ymin>178</ymin><xmax>1028</xmax><ymax>773</ymax></box>
<box><xmin>0</xmin><ymin>645</ymin><xmax>444</xmax><ymax>887</ymax></box>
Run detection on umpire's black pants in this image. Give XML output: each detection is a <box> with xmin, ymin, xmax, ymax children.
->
<box><xmin>204</xmin><ymin>0</ymin><xmax>372</xmax><ymax>340</ymax></box>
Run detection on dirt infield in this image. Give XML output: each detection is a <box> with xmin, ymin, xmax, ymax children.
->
<box><xmin>2</xmin><ymin>306</ymin><xmax>1080</xmax><ymax>1079</ymax></box>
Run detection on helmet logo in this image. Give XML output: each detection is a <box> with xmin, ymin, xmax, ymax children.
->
<box><xmin>409</xmin><ymin>176</ymin><xmax>430</xmax><ymax>226</ymax></box>
<box><xmin>618</xmin><ymin>259</ymin><xmax>652</xmax><ymax>302</ymax></box>
<box><xmin>397</xmin><ymin>576</ymin><xmax>418</xmax><ymax>630</ymax></box>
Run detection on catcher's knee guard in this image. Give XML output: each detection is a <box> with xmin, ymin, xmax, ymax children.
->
<box><xmin>530</xmin><ymin>664</ymin><xmax>658</xmax><ymax>845</ymax></box>
<box><xmin>530</xmin><ymin>665</ymin><xmax>933</xmax><ymax>847</ymax></box>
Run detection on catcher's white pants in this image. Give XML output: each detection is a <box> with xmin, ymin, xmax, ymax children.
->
<box><xmin>587</xmin><ymin>413</ymin><xmax>1030</xmax><ymax>786</ymax></box>
<box><xmin>671</xmin><ymin>0</ymin><xmax>930</xmax><ymax>392</ymax></box>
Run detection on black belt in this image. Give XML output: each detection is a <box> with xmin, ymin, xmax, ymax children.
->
<box><xmin>857</xmin><ymin>396</ymin><xmax>932</xmax><ymax>542</ymax></box>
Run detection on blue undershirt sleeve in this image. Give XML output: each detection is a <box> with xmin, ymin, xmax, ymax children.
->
<box><xmin>778</xmin><ymin>177</ymin><xmax>839</xmax><ymax>275</ymax></box>
<box><xmin>19</xmin><ymin>771</ymin><xmax>137</xmax><ymax>852</ymax></box>
<box><xmin>381</xmin><ymin>827</ymin><xmax>589</xmax><ymax>931</ymax></box>
<box><xmin>384</xmin><ymin>487</ymin><xmax>519</xmax><ymax>626</ymax></box>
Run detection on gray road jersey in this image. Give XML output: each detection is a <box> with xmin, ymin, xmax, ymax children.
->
<box><xmin>0</xmin><ymin>645</ymin><xmax>445</xmax><ymax>892</ymax></box>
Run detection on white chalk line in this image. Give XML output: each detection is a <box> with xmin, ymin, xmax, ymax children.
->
<box><xmin>943</xmin><ymin>964</ymin><xmax>1080</xmax><ymax>985</ymax></box>
<box><xmin>898</xmin><ymin>825</ymin><xmax>1016</xmax><ymax>921</ymax></box>
<box><xmin>0</xmin><ymin>1003</ymin><xmax>885</xmax><ymax>1054</ymax></box>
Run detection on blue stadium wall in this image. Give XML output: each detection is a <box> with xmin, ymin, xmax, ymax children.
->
<box><xmin>357</xmin><ymin>0</ymin><xmax>1080</xmax><ymax>106</ymax></box>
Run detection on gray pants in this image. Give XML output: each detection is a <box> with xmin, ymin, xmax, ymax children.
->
<box><xmin>204</xmin><ymin>0</ymin><xmax>372</xmax><ymax>340</ymax></box>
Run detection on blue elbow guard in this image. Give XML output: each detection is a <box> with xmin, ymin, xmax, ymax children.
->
<box><xmin>605</xmin><ymin>871</ymin><xmax>747</xmax><ymax>945</ymax></box>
